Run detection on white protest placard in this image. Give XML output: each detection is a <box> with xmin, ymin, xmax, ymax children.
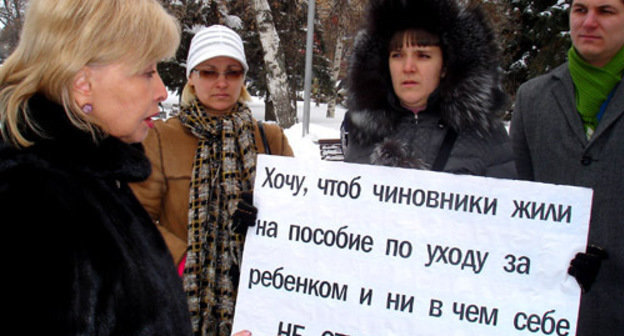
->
<box><xmin>232</xmin><ymin>155</ymin><xmax>592</xmax><ymax>336</ymax></box>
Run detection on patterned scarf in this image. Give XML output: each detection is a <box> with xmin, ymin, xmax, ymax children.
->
<box><xmin>178</xmin><ymin>100</ymin><xmax>257</xmax><ymax>336</ymax></box>
<box><xmin>568</xmin><ymin>46</ymin><xmax>624</xmax><ymax>138</ymax></box>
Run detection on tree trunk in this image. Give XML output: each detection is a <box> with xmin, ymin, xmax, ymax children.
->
<box><xmin>250</xmin><ymin>0</ymin><xmax>296</xmax><ymax>128</ymax></box>
<box><xmin>264</xmin><ymin>95</ymin><xmax>276</xmax><ymax>121</ymax></box>
<box><xmin>326</xmin><ymin>28</ymin><xmax>345</xmax><ymax>118</ymax></box>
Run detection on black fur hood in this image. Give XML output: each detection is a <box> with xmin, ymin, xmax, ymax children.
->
<box><xmin>346</xmin><ymin>0</ymin><xmax>507</xmax><ymax>145</ymax></box>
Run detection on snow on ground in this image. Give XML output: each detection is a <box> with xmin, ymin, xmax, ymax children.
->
<box><xmin>247</xmin><ymin>96</ymin><xmax>346</xmax><ymax>162</ymax></box>
<box><xmin>164</xmin><ymin>92</ymin><xmax>347</xmax><ymax>162</ymax></box>
<box><xmin>162</xmin><ymin>93</ymin><xmax>511</xmax><ymax>162</ymax></box>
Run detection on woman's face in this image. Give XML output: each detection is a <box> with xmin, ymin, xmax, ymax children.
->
<box><xmin>188</xmin><ymin>56</ymin><xmax>245</xmax><ymax>116</ymax></box>
<box><xmin>389</xmin><ymin>43</ymin><xmax>444</xmax><ymax>110</ymax></box>
<box><xmin>85</xmin><ymin>62</ymin><xmax>168</xmax><ymax>143</ymax></box>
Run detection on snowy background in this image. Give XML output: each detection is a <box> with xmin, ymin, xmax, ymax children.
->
<box><xmin>163</xmin><ymin>92</ymin><xmax>347</xmax><ymax>162</ymax></box>
<box><xmin>162</xmin><ymin>92</ymin><xmax>510</xmax><ymax>163</ymax></box>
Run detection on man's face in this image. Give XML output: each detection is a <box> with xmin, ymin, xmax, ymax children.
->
<box><xmin>570</xmin><ymin>0</ymin><xmax>624</xmax><ymax>67</ymax></box>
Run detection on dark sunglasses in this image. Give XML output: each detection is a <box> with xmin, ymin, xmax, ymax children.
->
<box><xmin>191</xmin><ymin>68</ymin><xmax>245</xmax><ymax>81</ymax></box>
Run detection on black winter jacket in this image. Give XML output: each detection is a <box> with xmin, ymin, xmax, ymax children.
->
<box><xmin>343</xmin><ymin>0</ymin><xmax>516</xmax><ymax>178</ymax></box>
<box><xmin>1</xmin><ymin>95</ymin><xmax>192</xmax><ymax>335</ymax></box>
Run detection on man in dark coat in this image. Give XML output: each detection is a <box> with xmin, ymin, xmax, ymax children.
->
<box><xmin>510</xmin><ymin>0</ymin><xmax>624</xmax><ymax>333</ymax></box>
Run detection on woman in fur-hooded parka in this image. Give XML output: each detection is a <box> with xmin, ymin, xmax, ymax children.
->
<box><xmin>342</xmin><ymin>0</ymin><xmax>516</xmax><ymax>178</ymax></box>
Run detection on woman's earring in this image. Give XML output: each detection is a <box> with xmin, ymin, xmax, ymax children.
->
<box><xmin>82</xmin><ymin>104</ymin><xmax>93</xmax><ymax>114</ymax></box>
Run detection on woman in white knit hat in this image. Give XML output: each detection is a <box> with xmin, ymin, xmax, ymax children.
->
<box><xmin>131</xmin><ymin>24</ymin><xmax>293</xmax><ymax>336</ymax></box>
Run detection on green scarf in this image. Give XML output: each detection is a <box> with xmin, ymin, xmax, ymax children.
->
<box><xmin>568</xmin><ymin>46</ymin><xmax>624</xmax><ymax>138</ymax></box>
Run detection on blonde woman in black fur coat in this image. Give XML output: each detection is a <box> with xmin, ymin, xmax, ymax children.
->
<box><xmin>0</xmin><ymin>1</ymin><xmax>193</xmax><ymax>334</ymax></box>
<box><xmin>342</xmin><ymin>0</ymin><xmax>516</xmax><ymax>178</ymax></box>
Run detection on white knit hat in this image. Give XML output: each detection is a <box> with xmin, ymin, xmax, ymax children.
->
<box><xmin>185</xmin><ymin>25</ymin><xmax>248</xmax><ymax>78</ymax></box>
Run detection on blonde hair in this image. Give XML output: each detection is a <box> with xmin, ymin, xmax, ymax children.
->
<box><xmin>180</xmin><ymin>82</ymin><xmax>252</xmax><ymax>108</ymax></box>
<box><xmin>0</xmin><ymin>0</ymin><xmax>181</xmax><ymax>147</ymax></box>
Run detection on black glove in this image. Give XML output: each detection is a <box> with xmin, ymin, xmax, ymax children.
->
<box><xmin>568</xmin><ymin>245</ymin><xmax>608</xmax><ymax>293</ymax></box>
<box><xmin>231</xmin><ymin>191</ymin><xmax>257</xmax><ymax>235</ymax></box>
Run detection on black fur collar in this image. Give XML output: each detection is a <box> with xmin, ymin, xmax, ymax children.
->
<box><xmin>1</xmin><ymin>94</ymin><xmax>151</xmax><ymax>182</ymax></box>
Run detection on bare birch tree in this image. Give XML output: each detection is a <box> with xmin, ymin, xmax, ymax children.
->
<box><xmin>325</xmin><ymin>17</ymin><xmax>346</xmax><ymax>118</ymax></box>
<box><xmin>323</xmin><ymin>0</ymin><xmax>365</xmax><ymax>118</ymax></box>
<box><xmin>249</xmin><ymin>0</ymin><xmax>296</xmax><ymax>128</ymax></box>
